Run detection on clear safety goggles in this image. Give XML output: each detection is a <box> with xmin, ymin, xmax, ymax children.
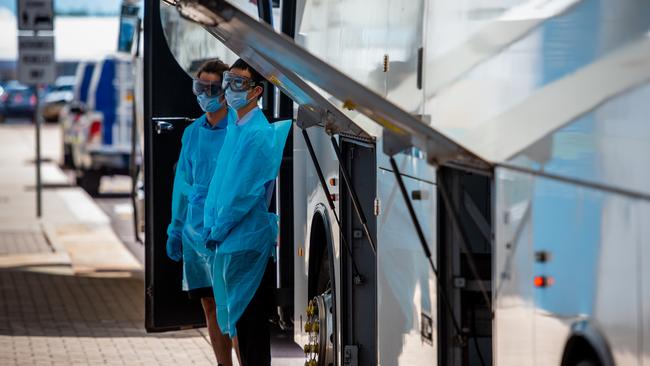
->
<box><xmin>221</xmin><ymin>71</ymin><xmax>257</xmax><ymax>92</ymax></box>
<box><xmin>192</xmin><ymin>78</ymin><xmax>223</xmax><ymax>97</ymax></box>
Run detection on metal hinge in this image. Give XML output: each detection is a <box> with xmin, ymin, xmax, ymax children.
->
<box><xmin>374</xmin><ymin>197</ymin><xmax>381</xmax><ymax>216</ymax></box>
<box><xmin>344</xmin><ymin>345</ymin><xmax>358</xmax><ymax>366</ymax></box>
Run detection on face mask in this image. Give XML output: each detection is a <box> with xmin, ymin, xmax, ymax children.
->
<box><xmin>225</xmin><ymin>88</ymin><xmax>254</xmax><ymax>110</ymax></box>
<box><xmin>197</xmin><ymin>93</ymin><xmax>222</xmax><ymax>113</ymax></box>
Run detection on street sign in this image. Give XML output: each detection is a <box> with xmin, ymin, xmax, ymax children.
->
<box><xmin>17</xmin><ymin>35</ymin><xmax>56</xmax><ymax>84</ymax></box>
<box><xmin>17</xmin><ymin>0</ymin><xmax>54</xmax><ymax>31</ymax></box>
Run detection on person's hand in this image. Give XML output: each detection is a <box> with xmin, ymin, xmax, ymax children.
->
<box><xmin>166</xmin><ymin>235</ymin><xmax>183</xmax><ymax>262</ymax></box>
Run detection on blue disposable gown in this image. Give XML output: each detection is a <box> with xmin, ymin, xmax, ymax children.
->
<box><xmin>203</xmin><ymin>108</ymin><xmax>291</xmax><ymax>336</ymax></box>
<box><xmin>166</xmin><ymin>111</ymin><xmax>236</xmax><ymax>291</ymax></box>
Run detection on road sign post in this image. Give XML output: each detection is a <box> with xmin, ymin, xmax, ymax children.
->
<box><xmin>17</xmin><ymin>0</ymin><xmax>55</xmax><ymax>218</ymax></box>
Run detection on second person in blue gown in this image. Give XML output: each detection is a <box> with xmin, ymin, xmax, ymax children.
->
<box><xmin>203</xmin><ymin>59</ymin><xmax>291</xmax><ymax>366</ymax></box>
<box><xmin>165</xmin><ymin>59</ymin><xmax>238</xmax><ymax>366</ymax></box>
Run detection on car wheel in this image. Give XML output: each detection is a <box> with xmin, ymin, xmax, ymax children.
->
<box><xmin>62</xmin><ymin>145</ymin><xmax>75</xmax><ymax>169</ymax></box>
<box><xmin>78</xmin><ymin>171</ymin><xmax>101</xmax><ymax>196</ymax></box>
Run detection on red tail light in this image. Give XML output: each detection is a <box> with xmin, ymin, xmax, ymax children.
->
<box><xmin>29</xmin><ymin>94</ymin><xmax>37</xmax><ymax>106</ymax></box>
<box><xmin>13</xmin><ymin>94</ymin><xmax>23</xmax><ymax>103</ymax></box>
<box><xmin>88</xmin><ymin>120</ymin><xmax>102</xmax><ymax>143</ymax></box>
<box><xmin>0</xmin><ymin>94</ymin><xmax>7</xmax><ymax>102</ymax></box>
<box><xmin>534</xmin><ymin>276</ymin><xmax>554</xmax><ymax>288</ymax></box>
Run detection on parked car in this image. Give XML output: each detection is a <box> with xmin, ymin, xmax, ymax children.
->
<box><xmin>70</xmin><ymin>55</ymin><xmax>134</xmax><ymax>195</ymax></box>
<box><xmin>39</xmin><ymin>76</ymin><xmax>76</xmax><ymax>122</ymax></box>
<box><xmin>0</xmin><ymin>81</ymin><xmax>36</xmax><ymax>122</ymax></box>
<box><xmin>59</xmin><ymin>62</ymin><xmax>96</xmax><ymax>169</ymax></box>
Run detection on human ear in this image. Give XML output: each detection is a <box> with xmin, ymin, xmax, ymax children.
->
<box><xmin>252</xmin><ymin>85</ymin><xmax>263</xmax><ymax>99</ymax></box>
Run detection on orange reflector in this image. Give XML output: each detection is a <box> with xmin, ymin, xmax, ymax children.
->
<box><xmin>534</xmin><ymin>276</ymin><xmax>553</xmax><ymax>288</ymax></box>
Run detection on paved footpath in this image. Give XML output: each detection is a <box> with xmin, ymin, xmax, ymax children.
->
<box><xmin>0</xmin><ymin>125</ymin><xmax>217</xmax><ymax>365</ymax></box>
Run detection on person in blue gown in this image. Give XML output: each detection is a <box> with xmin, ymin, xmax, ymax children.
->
<box><xmin>165</xmin><ymin>59</ymin><xmax>238</xmax><ymax>366</ymax></box>
<box><xmin>203</xmin><ymin>59</ymin><xmax>291</xmax><ymax>366</ymax></box>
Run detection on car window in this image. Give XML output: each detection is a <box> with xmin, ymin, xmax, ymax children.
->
<box><xmin>54</xmin><ymin>85</ymin><xmax>74</xmax><ymax>92</ymax></box>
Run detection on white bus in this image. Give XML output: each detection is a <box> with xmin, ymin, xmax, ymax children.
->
<box><xmin>146</xmin><ymin>1</ymin><xmax>650</xmax><ymax>365</ymax></box>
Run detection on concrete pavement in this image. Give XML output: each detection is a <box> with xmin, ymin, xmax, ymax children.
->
<box><xmin>0</xmin><ymin>124</ymin><xmax>217</xmax><ymax>365</ymax></box>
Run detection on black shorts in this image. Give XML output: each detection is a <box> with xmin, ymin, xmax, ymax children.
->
<box><xmin>187</xmin><ymin>286</ymin><xmax>214</xmax><ymax>300</ymax></box>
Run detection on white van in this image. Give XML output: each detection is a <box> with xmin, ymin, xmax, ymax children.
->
<box><xmin>71</xmin><ymin>54</ymin><xmax>134</xmax><ymax>195</ymax></box>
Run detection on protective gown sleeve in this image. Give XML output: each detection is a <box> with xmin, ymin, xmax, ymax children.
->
<box><xmin>166</xmin><ymin>126</ymin><xmax>194</xmax><ymax>240</ymax></box>
<box><xmin>209</xmin><ymin>129</ymin><xmax>273</xmax><ymax>244</ymax></box>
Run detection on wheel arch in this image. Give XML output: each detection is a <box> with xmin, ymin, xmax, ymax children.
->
<box><xmin>561</xmin><ymin>320</ymin><xmax>614</xmax><ymax>366</ymax></box>
<box><xmin>307</xmin><ymin>203</ymin><xmax>335</xmax><ymax>300</ymax></box>
<box><xmin>306</xmin><ymin>203</ymin><xmax>339</xmax><ymax>365</ymax></box>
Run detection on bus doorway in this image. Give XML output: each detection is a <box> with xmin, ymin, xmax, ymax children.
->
<box><xmin>438</xmin><ymin>167</ymin><xmax>493</xmax><ymax>366</ymax></box>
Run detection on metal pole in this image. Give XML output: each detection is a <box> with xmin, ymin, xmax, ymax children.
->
<box><xmin>388</xmin><ymin>156</ymin><xmax>463</xmax><ymax>338</ymax></box>
<box><xmin>130</xmin><ymin>18</ymin><xmax>142</xmax><ymax>243</ymax></box>
<box><xmin>35</xmin><ymin>87</ymin><xmax>42</xmax><ymax>217</ymax></box>
<box><xmin>329</xmin><ymin>136</ymin><xmax>377</xmax><ymax>255</ymax></box>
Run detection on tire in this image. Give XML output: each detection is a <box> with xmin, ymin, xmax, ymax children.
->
<box><xmin>62</xmin><ymin>145</ymin><xmax>75</xmax><ymax>169</ymax></box>
<box><xmin>77</xmin><ymin>171</ymin><xmax>101</xmax><ymax>196</ymax></box>
<box><xmin>575</xmin><ymin>361</ymin><xmax>598</xmax><ymax>366</ymax></box>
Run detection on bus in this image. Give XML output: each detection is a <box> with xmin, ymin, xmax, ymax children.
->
<box><xmin>144</xmin><ymin>0</ymin><xmax>650</xmax><ymax>365</ymax></box>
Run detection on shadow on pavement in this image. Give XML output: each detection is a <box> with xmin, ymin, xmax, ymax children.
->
<box><xmin>0</xmin><ymin>267</ymin><xmax>200</xmax><ymax>339</ymax></box>
<box><xmin>93</xmin><ymin>192</ymin><xmax>132</xmax><ymax>199</ymax></box>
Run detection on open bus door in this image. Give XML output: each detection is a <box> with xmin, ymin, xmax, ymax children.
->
<box><xmin>143</xmin><ymin>0</ymin><xmax>206</xmax><ymax>332</ymax></box>
<box><xmin>142</xmin><ymin>0</ymin><xmax>291</xmax><ymax>332</ymax></box>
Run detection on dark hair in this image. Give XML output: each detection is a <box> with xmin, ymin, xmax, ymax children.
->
<box><xmin>196</xmin><ymin>58</ymin><xmax>229</xmax><ymax>79</ymax></box>
<box><xmin>230</xmin><ymin>58</ymin><xmax>265</xmax><ymax>99</ymax></box>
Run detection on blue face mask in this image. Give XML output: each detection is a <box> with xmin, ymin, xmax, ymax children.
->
<box><xmin>225</xmin><ymin>88</ymin><xmax>253</xmax><ymax>110</ymax></box>
<box><xmin>197</xmin><ymin>93</ymin><xmax>222</xmax><ymax>113</ymax></box>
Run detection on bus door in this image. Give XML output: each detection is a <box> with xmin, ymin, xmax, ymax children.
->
<box><xmin>144</xmin><ymin>0</ymin><xmax>285</xmax><ymax>332</ymax></box>
<box><xmin>143</xmin><ymin>0</ymin><xmax>207</xmax><ymax>332</ymax></box>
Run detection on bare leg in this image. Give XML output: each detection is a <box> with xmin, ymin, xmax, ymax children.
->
<box><xmin>232</xmin><ymin>336</ymin><xmax>242</xmax><ymax>366</ymax></box>
<box><xmin>201</xmin><ymin>297</ymin><xmax>232</xmax><ymax>366</ymax></box>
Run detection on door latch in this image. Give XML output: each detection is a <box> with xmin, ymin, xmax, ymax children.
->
<box><xmin>374</xmin><ymin>197</ymin><xmax>381</xmax><ymax>216</ymax></box>
<box><xmin>154</xmin><ymin>121</ymin><xmax>174</xmax><ymax>135</ymax></box>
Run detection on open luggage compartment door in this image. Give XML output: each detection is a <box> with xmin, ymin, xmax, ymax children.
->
<box><xmin>169</xmin><ymin>0</ymin><xmax>490</xmax><ymax>172</ymax></box>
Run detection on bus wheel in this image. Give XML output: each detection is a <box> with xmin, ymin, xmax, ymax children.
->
<box><xmin>305</xmin><ymin>291</ymin><xmax>334</xmax><ymax>366</ymax></box>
